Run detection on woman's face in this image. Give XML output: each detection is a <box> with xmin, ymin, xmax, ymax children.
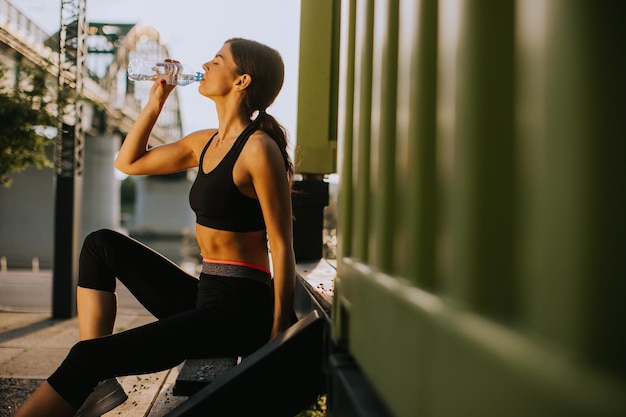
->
<box><xmin>198</xmin><ymin>43</ymin><xmax>241</xmax><ymax>98</ymax></box>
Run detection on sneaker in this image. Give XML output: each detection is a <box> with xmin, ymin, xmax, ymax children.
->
<box><xmin>75</xmin><ymin>378</ymin><xmax>128</xmax><ymax>417</ymax></box>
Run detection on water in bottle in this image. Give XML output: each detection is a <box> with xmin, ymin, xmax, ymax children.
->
<box><xmin>127</xmin><ymin>58</ymin><xmax>203</xmax><ymax>86</ymax></box>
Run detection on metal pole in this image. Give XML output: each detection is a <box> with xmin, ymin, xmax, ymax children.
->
<box><xmin>53</xmin><ymin>0</ymin><xmax>87</xmax><ymax>318</ymax></box>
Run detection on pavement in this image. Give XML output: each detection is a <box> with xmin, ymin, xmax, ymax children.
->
<box><xmin>0</xmin><ymin>269</ymin><xmax>187</xmax><ymax>416</ymax></box>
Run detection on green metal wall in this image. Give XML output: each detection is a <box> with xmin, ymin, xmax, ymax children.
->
<box><xmin>295</xmin><ymin>0</ymin><xmax>339</xmax><ymax>174</ymax></box>
<box><xmin>332</xmin><ymin>0</ymin><xmax>626</xmax><ymax>416</ymax></box>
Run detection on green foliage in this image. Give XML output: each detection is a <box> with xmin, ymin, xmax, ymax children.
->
<box><xmin>0</xmin><ymin>62</ymin><xmax>56</xmax><ymax>187</ymax></box>
<box><xmin>294</xmin><ymin>394</ymin><xmax>327</xmax><ymax>417</ymax></box>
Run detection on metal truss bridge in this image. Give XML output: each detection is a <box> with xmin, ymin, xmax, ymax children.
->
<box><xmin>0</xmin><ymin>0</ymin><xmax>184</xmax><ymax>144</ymax></box>
<box><xmin>0</xmin><ymin>0</ymin><xmax>192</xmax><ymax>317</ymax></box>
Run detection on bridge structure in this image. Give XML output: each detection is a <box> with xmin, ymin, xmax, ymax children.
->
<box><xmin>0</xmin><ymin>0</ymin><xmax>196</xmax><ymax>283</ymax></box>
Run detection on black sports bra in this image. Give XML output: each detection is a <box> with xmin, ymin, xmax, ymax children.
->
<box><xmin>189</xmin><ymin>124</ymin><xmax>265</xmax><ymax>232</ymax></box>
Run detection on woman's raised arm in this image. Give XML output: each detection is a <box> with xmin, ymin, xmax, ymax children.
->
<box><xmin>115</xmin><ymin>78</ymin><xmax>202</xmax><ymax>176</ymax></box>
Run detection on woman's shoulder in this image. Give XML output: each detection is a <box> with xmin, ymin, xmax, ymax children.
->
<box><xmin>181</xmin><ymin>128</ymin><xmax>218</xmax><ymax>150</ymax></box>
<box><xmin>167</xmin><ymin>129</ymin><xmax>217</xmax><ymax>165</ymax></box>
<box><xmin>184</xmin><ymin>128</ymin><xmax>218</xmax><ymax>142</ymax></box>
<box><xmin>240</xmin><ymin>129</ymin><xmax>284</xmax><ymax>168</ymax></box>
<box><xmin>245</xmin><ymin>129</ymin><xmax>279</xmax><ymax>152</ymax></box>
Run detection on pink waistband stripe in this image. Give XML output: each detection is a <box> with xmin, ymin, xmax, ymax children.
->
<box><xmin>202</xmin><ymin>258</ymin><xmax>271</xmax><ymax>275</ymax></box>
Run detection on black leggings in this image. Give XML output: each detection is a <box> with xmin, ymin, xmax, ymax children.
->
<box><xmin>47</xmin><ymin>229</ymin><xmax>273</xmax><ymax>409</ymax></box>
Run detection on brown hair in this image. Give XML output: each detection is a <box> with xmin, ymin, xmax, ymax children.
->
<box><xmin>226</xmin><ymin>38</ymin><xmax>294</xmax><ymax>180</ymax></box>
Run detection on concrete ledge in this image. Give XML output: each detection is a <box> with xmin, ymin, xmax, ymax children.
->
<box><xmin>295</xmin><ymin>259</ymin><xmax>336</xmax><ymax>319</ymax></box>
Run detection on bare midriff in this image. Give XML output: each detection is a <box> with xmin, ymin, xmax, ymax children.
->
<box><xmin>195</xmin><ymin>223</ymin><xmax>270</xmax><ymax>271</ymax></box>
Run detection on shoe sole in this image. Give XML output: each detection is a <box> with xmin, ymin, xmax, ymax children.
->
<box><xmin>76</xmin><ymin>389</ymin><xmax>128</xmax><ymax>417</ymax></box>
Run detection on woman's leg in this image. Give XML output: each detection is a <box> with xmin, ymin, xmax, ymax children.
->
<box><xmin>48</xmin><ymin>271</ymin><xmax>273</xmax><ymax>409</ymax></box>
<box><xmin>77</xmin><ymin>229</ymin><xmax>199</xmax><ymax>339</ymax></box>
<box><xmin>14</xmin><ymin>230</ymin><xmax>203</xmax><ymax>417</ymax></box>
<box><xmin>13</xmin><ymin>382</ymin><xmax>76</xmax><ymax>417</ymax></box>
<box><xmin>73</xmin><ymin>230</ymin><xmax>200</xmax><ymax>414</ymax></box>
<box><xmin>77</xmin><ymin>287</ymin><xmax>116</xmax><ymax>340</ymax></box>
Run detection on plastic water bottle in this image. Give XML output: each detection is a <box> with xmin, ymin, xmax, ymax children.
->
<box><xmin>127</xmin><ymin>58</ymin><xmax>203</xmax><ymax>86</ymax></box>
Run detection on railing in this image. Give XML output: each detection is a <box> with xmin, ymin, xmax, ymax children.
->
<box><xmin>0</xmin><ymin>0</ymin><xmax>55</xmax><ymax>63</ymax></box>
<box><xmin>0</xmin><ymin>0</ymin><xmax>50</xmax><ymax>45</ymax></box>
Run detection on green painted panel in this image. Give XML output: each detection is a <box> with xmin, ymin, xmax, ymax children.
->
<box><xmin>394</xmin><ymin>0</ymin><xmax>438</xmax><ymax>287</ymax></box>
<box><xmin>449</xmin><ymin>0</ymin><xmax>517</xmax><ymax>319</ymax></box>
<box><xmin>295</xmin><ymin>0</ymin><xmax>338</xmax><ymax>175</ymax></box>
<box><xmin>295</xmin><ymin>146</ymin><xmax>337</xmax><ymax>174</ymax></box>
<box><xmin>368</xmin><ymin>0</ymin><xmax>399</xmax><ymax>272</ymax></box>
<box><xmin>334</xmin><ymin>0</ymin><xmax>626</xmax><ymax>414</ymax></box>
<box><xmin>341</xmin><ymin>259</ymin><xmax>626</xmax><ymax>417</ymax></box>
<box><xmin>333</xmin><ymin>0</ymin><xmax>357</xmax><ymax>345</ymax></box>
<box><xmin>342</xmin><ymin>258</ymin><xmax>434</xmax><ymax>417</ymax></box>
<box><xmin>336</xmin><ymin>0</ymin><xmax>357</xmax><ymax>260</ymax></box>
<box><xmin>350</xmin><ymin>0</ymin><xmax>375</xmax><ymax>262</ymax></box>
<box><xmin>516</xmin><ymin>0</ymin><xmax>626</xmax><ymax>372</ymax></box>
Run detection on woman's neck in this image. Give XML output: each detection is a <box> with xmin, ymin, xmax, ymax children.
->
<box><xmin>214</xmin><ymin>102</ymin><xmax>250</xmax><ymax>144</ymax></box>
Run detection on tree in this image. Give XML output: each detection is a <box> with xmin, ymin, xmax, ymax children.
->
<box><xmin>0</xmin><ymin>62</ymin><xmax>56</xmax><ymax>187</ymax></box>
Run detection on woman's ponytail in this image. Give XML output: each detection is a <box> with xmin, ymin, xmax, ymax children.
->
<box><xmin>254</xmin><ymin>110</ymin><xmax>294</xmax><ymax>181</ymax></box>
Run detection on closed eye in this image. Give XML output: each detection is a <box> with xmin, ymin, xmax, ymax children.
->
<box><xmin>213</xmin><ymin>54</ymin><xmax>225</xmax><ymax>64</ymax></box>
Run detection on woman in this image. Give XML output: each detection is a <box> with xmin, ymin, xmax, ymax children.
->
<box><xmin>15</xmin><ymin>38</ymin><xmax>296</xmax><ymax>417</ymax></box>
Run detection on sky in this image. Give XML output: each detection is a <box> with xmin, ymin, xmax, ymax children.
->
<box><xmin>15</xmin><ymin>0</ymin><xmax>302</xmax><ymax>138</ymax></box>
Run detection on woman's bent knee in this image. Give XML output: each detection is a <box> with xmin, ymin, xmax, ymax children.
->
<box><xmin>78</xmin><ymin>229</ymin><xmax>119</xmax><ymax>291</ymax></box>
